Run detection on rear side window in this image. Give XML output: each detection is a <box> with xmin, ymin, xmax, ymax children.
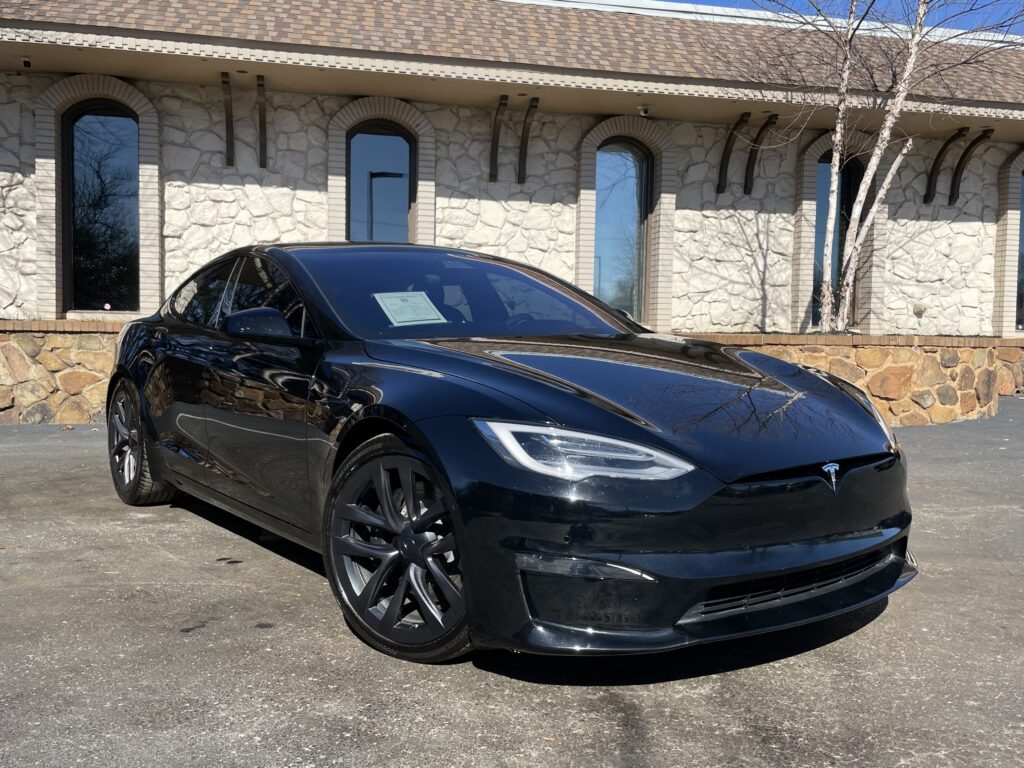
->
<box><xmin>225</xmin><ymin>256</ymin><xmax>309</xmax><ymax>337</ymax></box>
<box><xmin>171</xmin><ymin>260</ymin><xmax>236</xmax><ymax>327</ymax></box>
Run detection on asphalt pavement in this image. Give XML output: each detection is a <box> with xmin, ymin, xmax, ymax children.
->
<box><xmin>1</xmin><ymin>400</ymin><xmax>1022</xmax><ymax>767</ymax></box>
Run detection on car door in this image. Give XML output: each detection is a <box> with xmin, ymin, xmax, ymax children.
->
<box><xmin>145</xmin><ymin>259</ymin><xmax>237</xmax><ymax>482</ymax></box>
<box><xmin>203</xmin><ymin>254</ymin><xmax>320</xmax><ymax>526</ymax></box>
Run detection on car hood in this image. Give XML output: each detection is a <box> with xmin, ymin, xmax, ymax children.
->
<box><xmin>364</xmin><ymin>334</ymin><xmax>892</xmax><ymax>482</ymax></box>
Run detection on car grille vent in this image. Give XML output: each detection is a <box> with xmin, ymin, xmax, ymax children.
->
<box><xmin>679</xmin><ymin>547</ymin><xmax>894</xmax><ymax>623</ymax></box>
<box><xmin>731</xmin><ymin>452</ymin><xmax>895</xmax><ymax>486</ymax></box>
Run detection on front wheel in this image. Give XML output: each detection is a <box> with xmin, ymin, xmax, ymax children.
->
<box><xmin>323</xmin><ymin>435</ymin><xmax>471</xmax><ymax>663</ymax></box>
<box><xmin>107</xmin><ymin>379</ymin><xmax>175</xmax><ymax>506</ymax></box>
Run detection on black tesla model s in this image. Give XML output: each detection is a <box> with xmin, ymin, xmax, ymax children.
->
<box><xmin>107</xmin><ymin>243</ymin><xmax>916</xmax><ymax>662</ymax></box>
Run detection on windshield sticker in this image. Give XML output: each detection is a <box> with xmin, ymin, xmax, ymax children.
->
<box><xmin>372</xmin><ymin>291</ymin><xmax>449</xmax><ymax>327</ymax></box>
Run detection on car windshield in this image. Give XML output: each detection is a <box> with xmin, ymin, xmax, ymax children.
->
<box><xmin>294</xmin><ymin>246</ymin><xmax>638</xmax><ymax>339</ymax></box>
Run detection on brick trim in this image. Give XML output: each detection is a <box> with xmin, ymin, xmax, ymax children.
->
<box><xmin>994</xmin><ymin>147</ymin><xmax>1024</xmax><ymax>337</ymax></box>
<box><xmin>34</xmin><ymin>74</ymin><xmax>161</xmax><ymax>321</ymax></box>
<box><xmin>576</xmin><ymin>116</ymin><xmax>676</xmax><ymax>332</ymax></box>
<box><xmin>327</xmin><ymin>97</ymin><xmax>436</xmax><ymax>245</ymax></box>
<box><xmin>792</xmin><ymin>131</ymin><xmax>888</xmax><ymax>334</ymax></box>
<box><xmin>0</xmin><ymin>319</ymin><xmax>126</xmax><ymax>333</ymax></box>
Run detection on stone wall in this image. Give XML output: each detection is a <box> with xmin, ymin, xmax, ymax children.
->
<box><xmin>0</xmin><ymin>73</ymin><xmax>58</xmax><ymax>320</ymax></box>
<box><xmin>883</xmin><ymin>138</ymin><xmax>1008</xmax><ymax>336</ymax></box>
<box><xmin>430</xmin><ymin>105</ymin><xmax>591</xmax><ymax>284</ymax></box>
<box><xmin>672</xmin><ymin>122</ymin><xmax>797</xmax><ymax>333</ymax></box>
<box><xmin>0</xmin><ymin>327</ymin><xmax>115</xmax><ymax>424</ymax></box>
<box><xmin>2</xmin><ymin>324</ymin><xmax>1021</xmax><ymax>426</ymax></box>
<box><xmin>0</xmin><ymin>72</ymin><xmax>1021</xmax><ymax>338</ymax></box>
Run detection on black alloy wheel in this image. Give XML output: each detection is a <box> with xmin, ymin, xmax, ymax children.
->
<box><xmin>324</xmin><ymin>435</ymin><xmax>471</xmax><ymax>662</ymax></box>
<box><xmin>107</xmin><ymin>379</ymin><xmax>175</xmax><ymax>505</ymax></box>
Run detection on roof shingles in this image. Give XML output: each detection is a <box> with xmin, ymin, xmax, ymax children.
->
<box><xmin>2</xmin><ymin>0</ymin><xmax>1023</xmax><ymax>105</ymax></box>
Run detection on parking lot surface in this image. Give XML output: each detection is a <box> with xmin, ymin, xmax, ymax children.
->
<box><xmin>1</xmin><ymin>400</ymin><xmax>1022</xmax><ymax>767</ymax></box>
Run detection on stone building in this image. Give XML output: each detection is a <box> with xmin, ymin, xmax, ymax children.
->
<box><xmin>0</xmin><ymin>0</ymin><xmax>1023</xmax><ymax>426</ymax></box>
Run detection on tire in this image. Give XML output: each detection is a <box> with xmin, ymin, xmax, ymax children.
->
<box><xmin>323</xmin><ymin>434</ymin><xmax>472</xmax><ymax>663</ymax></box>
<box><xmin>107</xmin><ymin>378</ymin><xmax>176</xmax><ymax>506</ymax></box>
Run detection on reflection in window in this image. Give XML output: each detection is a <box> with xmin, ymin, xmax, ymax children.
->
<box><xmin>347</xmin><ymin>120</ymin><xmax>414</xmax><ymax>243</ymax></box>
<box><xmin>63</xmin><ymin>100</ymin><xmax>139</xmax><ymax>311</ymax></box>
<box><xmin>227</xmin><ymin>256</ymin><xmax>307</xmax><ymax>337</ymax></box>
<box><xmin>173</xmin><ymin>260</ymin><xmax>235</xmax><ymax>328</ymax></box>
<box><xmin>813</xmin><ymin>152</ymin><xmax>864</xmax><ymax>326</ymax></box>
<box><xmin>1018</xmin><ymin>174</ymin><xmax>1024</xmax><ymax>331</ymax></box>
<box><xmin>594</xmin><ymin>139</ymin><xmax>650</xmax><ymax>319</ymax></box>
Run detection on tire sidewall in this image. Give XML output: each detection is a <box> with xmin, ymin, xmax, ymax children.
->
<box><xmin>322</xmin><ymin>434</ymin><xmax>471</xmax><ymax>662</ymax></box>
<box><xmin>107</xmin><ymin>379</ymin><xmax>144</xmax><ymax>504</ymax></box>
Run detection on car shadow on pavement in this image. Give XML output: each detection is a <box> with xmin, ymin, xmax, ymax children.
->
<box><xmin>171</xmin><ymin>494</ymin><xmax>888</xmax><ymax>684</ymax></box>
<box><xmin>471</xmin><ymin>600</ymin><xmax>887</xmax><ymax>685</ymax></box>
<box><xmin>171</xmin><ymin>495</ymin><xmax>327</xmax><ymax>576</ymax></box>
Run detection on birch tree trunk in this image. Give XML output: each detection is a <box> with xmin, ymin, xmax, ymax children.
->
<box><xmin>816</xmin><ymin>0</ymin><xmax>858</xmax><ymax>332</ymax></box>
<box><xmin>834</xmin><ymin>0</ymin><xmax>930</xmax><ymax>331</ymax></box>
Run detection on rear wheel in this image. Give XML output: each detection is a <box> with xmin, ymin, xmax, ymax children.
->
<box><xmin>107</xmin><ymin>379</ymin><xmax>175</xmax><ymax>506</ymax></box>
<box><xmin>323</xmin><ymin>435</ymin><xmax>471</xmax><ymax>662</ymax></box>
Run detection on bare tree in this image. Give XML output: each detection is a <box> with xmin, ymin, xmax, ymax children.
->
<box><xmin>756</xmin><ymin>0</ymin><xmax>1024</xmax><ymax>331</ymax></box>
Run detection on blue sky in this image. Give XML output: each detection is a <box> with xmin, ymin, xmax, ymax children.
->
<box><xmin>658</xmin><ymin>0</ymin><xmax>1024</xmax><ymax>33</ymax></box>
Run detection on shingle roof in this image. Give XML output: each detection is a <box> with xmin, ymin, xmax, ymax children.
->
<box><xmin>2</xmin><ymin>0</ymin><xmax>1023</xmax><ymax>106</ymax></box>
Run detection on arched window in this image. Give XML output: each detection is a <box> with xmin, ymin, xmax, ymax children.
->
<box><xmin>813</xmin><ymin>151</ymin><xmax>864</xmax><ymax>326</ymax></box>
<box><xmin>346</xmin><ymin>119</ymin><xmax>416</xmax><ymax>243</ymax></box>
<box><xmin>594</xmin><ymin>138</ymin><xmax>651</xmax><ymax>319</ymax></box>
<box><xmin>62</xmin><ymin>99</ymin><xmax>140</xmax><ymax>311</ymax></box>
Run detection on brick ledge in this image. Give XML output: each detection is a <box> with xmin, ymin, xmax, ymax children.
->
<box><xmin>0</xmin><ymin>319</ymin><xmax>127</xmax><ymax>333</ymax></box>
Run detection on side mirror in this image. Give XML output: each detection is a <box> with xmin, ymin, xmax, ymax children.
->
<box><xmin>222</xmin><ymin>307</ymin><xmax>294</xmax><ymax>339</ymax></box>
<box><xmin>613</xmin><ymin>307</ymin><xmax>635</xmax><ymax>322</ymax></box>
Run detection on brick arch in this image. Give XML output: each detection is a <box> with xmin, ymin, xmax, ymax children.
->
<box><xmin>791</xmin><ymin>131</ymin><xmax>889</xmax><ymax>333</ymax></box>
<box><xmin>327</xmin><ymin>97</ymin><xmax>436</xmax><ymax>244</ymax></box>
<box><xmin>36</xmin><ymin>74</ymin><xmax>161</xmax><ymax>319</ymax></box>
<box><xmin>994</xmin><ymin>147</ymin><xmax>1024</xmax><ymax>337</ymax></box>
<box><xmin>577</xmin><ymin>116</ymin><xmax>677</xmax><ymax>331</ymax></box>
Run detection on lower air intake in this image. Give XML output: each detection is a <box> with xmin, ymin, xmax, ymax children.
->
<box><xmin>679</xmin><ymin>546</ymin><xmax>895</xmax><ymax>623</ymax></box>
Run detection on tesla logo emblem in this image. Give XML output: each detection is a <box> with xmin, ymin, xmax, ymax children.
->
<box><xmin>822</xmin><ymin>462</ymin><xmax>840</xmax><ymax>492</ymax></box>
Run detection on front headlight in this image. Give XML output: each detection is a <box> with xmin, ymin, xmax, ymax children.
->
<box><xmin>472</xmin><ymin>420</ymin><xmax>695</xmax><ymax>481</ymax></box>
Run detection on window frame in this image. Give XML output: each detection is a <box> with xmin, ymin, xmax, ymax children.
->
<box><xmin>166</xmin><ymin>258</ymin><xmax>240</xmax><ymax>330</ymax></box>
<box><xmin>221</xmin><ymin>253</ymin><xmax>321</xmax><ymax>340</ymax></box>
<box><xmin>60</xmin><ymin>98</ymin><xmax>141</xmax><ymax>313</ymax></box>
<box><xmin>593</xmin><ymin>136</ymin><xmax>653</xmax><ymax>322</ymax></box>
<box><xmin>345</xmin><ymin>119</ymin><xmax>418</xmax><ymax>243</ymax></box>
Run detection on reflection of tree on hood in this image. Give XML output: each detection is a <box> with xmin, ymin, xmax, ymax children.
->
<box><xmin>71</xmin><ymin>113</ymin><xmax>139</xmax><ymax>311</ymax></box>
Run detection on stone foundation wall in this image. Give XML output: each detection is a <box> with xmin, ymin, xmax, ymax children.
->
<box><xmin>2</xmin><ymin>324</ymin><xmax>1022</xmax><ymax>427</ymax></box>
<box><xmin>0</xmin><ymin>326</ymin><xmax>116</xmax><ymax>424</ymax></box>
<box><xmin>761</xmin><ymin>344</ymin><xmax>1021</xmax><ymax>425</ymax></box>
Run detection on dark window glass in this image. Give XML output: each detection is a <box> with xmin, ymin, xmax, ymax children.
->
<box><xmin>226</xmin><ymin>257</ymin><xmax>307</xmax><ymax>337</ymax></box>
<box><xmin>1018</xmin><ymin>174</ymin><xmax>1024</xmax><ymax>331</ymax></box>
<box><xmin>172</xmin><ymin>261</ymin><xmax>236</xmax><ymax>327</ymax></box>
<box><xmin>347</xmin><ymin>120</ymin><xmax>414</xmax><ymax>243</ymax></box>
<box><xmin>813</xmin><ymin>152</ymin><xmax>864</xmax><ymax>326</ymax></box>
<box><xmin>594</xmin><ymin>139</ymin><xmax>650</xmax><ymax>319</ymax></box>
<box><xmin>63</xmin><ymin>100</ymin><xmax>140</xmax><ymax>311</ymax></box>
<box><xmin>296</xmin><ymin>247</ymin><xmax>637</xmax><ymax>340</ymax></box>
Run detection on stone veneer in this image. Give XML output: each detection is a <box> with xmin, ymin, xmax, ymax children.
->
<box><xmin>0</xmin><ymin>326</ymin><xmax>116</xmax><ymax>424</ymax></box>
<box><xmin>2</xmin><ymin>72</ymin><xmax>1023</xmax><ymax>338</ymax></box>
<box><xmin>1</xmin><ymin>323</ymin><xmax>1022</xmax><ymax>426</ymax></box>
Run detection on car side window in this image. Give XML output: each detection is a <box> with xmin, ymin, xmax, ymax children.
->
<box><xmin>171</xmin><ymin>260</ymin><xmax>236</xmax><ymax>327</ymax></box>
<box><xmin>225</xmin><ymin>256</ymin><xmax>310</xmax><ymax>338</ymax></box>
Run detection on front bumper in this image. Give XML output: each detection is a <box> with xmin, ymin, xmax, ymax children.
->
<box><xmin>417</xmin><ymin>416</ymin><xmax>917</xmax><ymax>655</ymax></box>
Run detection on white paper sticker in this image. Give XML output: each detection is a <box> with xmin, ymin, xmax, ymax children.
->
<box><xmin>373</xmin><ymin>291</ymin><xmax>449</xmax><ymax>327</ymax></box>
